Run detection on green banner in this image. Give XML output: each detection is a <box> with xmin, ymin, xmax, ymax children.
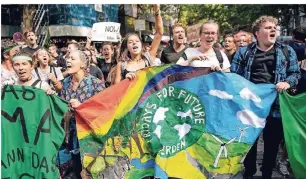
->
<box><xmin>279</xmin><ymin>92</ymin><xmax>306</xmax><ymax>179</ymax></box>
<box><xmin>1</xmin><ymin>85</ymin><xmax>68</xmax><ymax>179</ymax></box>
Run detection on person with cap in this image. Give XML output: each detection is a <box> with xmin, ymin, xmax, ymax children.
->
<box><xmin>1</xmin><ymin>45</ymin><xmax>19</xmax><ymax>87</ymax></box>
<box><xmin>7</xmin><ymin>51</ymin><xmax>55</xmax><ymax>94</ymax></box>
<box><xmin>21</xmin><ymin>31</ymin><xmax>41</xmax><ymax>56</ymax></box>
<box><xmin>57</xmin><ymin>50</ymin><xmax>105</xmax><ymax>179</ymax></box>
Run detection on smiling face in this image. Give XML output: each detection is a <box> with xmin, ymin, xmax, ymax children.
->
<box><xmin>26</xmin><ymin>32</ymin><xmax>37</xmax><ymax>46</ymax></box>
<box><xmin>256</xmin><ymin>21</ymin><xmax>277</xmax><ymax>47</ymax></box>
<box><xmin>127</xmin><ymin>35</ymin><xmax>142</xmax><ymax>57</ymax></box>
<box><xmin>66</xmin><ymin>51</ymin><xmax>86</xmax><ymax>75</ymax></box>
<box><xmin>200</xmin><ymin>23</ymin><xmax>218</xmax><ymax>49</ymax></box>
<box><xmin>13</xmin><ymin>58</ymin><xmax>33</xmax><ymax>81</ymax></box>
<box><xmin>37</xmin><ymin>49</ymin><xmax>50</xmax><ymax>67</ymax></box>
<box><xmin>173</xmin><ymin>26</ymin><xmax>186</xmax><ymax>45</ymax></box>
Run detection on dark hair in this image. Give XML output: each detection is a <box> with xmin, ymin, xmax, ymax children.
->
<box><xmin>118</xmin><ymin>33</ymin><xmax>144</xmax><ymax>62</ymax></box>
<box><xmin>102</xmin><ymin>42</ymin><xmax>114</xmax><ymax>50</ymax></box>
<box><xmin>1</xmin><ymin>48</ymin><xmax>6</xmax><ymax>63</ymax></box>
<box><xmin>223</xmin><ymin>34</ymin><xmax>234</xmax><ymax>40</ymax></box>
<box><xmin>49</xmin><ymin>44</ymin><xmax>57</xmax><ymax>49</ymax></box>
<box><xmin>293</xmin><ymin>26</ymin><xmax>306</xmax><ymax>42</ymax></box>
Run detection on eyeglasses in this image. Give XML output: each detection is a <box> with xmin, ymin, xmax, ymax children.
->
<box><xmin>202</xmin><ymin>31</ymin><xmax>217</xmax><ymax>36</ymax></box>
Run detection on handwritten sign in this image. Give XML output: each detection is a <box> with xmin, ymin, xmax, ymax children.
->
<box><xmin>1</xmin><ymin>85</ymin><xmax>68</xmax><ymax>178</ymax></box>
<box><xmin>135</xmin><ymin>20</ymin><xmax>146</xmax><ymax>31</ymax></box>
<box><xmin>92</xmin><ymin>22</ymin><xmax>121</xmax><ymax>42</ymax></box>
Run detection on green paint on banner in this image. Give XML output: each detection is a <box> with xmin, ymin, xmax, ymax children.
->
<box><xmin>1</xmin><ymin>85</ymin><xmax>68</xmax><ymax>178</ymax></box>
<box><xmin>280</xmin><ymin>92</ymin><xmax>306</xmax><ymax>179</ymax></box>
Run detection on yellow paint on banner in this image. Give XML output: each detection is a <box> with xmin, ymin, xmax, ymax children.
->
<box><xmin>156</xmin><ymin>148</ymin><xmax>206</xmax><ymax>179</ymax></box>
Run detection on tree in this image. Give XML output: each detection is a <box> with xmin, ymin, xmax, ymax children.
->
<box><xmin>22</xmin><ymin>5</ymin><xmax>37</xmax><ymax>34</ymax></box>
<box><xmin>178</xmin><ymin>4</ymin><xmax>305</xmax><ymax>36</ymax></box>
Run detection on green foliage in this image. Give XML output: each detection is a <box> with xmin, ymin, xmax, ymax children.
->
<box><xmin>173</xmin><ymin>4</ymin><xmax>305</xmax><ymax>35</ymax></box>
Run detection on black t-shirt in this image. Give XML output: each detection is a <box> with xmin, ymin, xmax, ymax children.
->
<box><xmin>89</xmin><ymin>65</ymin><xmax>104</xmax><ymax>80</ymax></box>
<box><xmin>54</xmin><ymin>55</ymin><xmax>67</xmax><ymax>71</ymax></box>
<box><xmin>21</xmin><ymin>45</ymin><xmax>41</xmax><ymax>56</ymax></box>
<box><xmin>250</xmin><ymin>47</ymin><xmax>276</xmax><ymax>84</ymax></box>
<box><xmin>160</xmin><ymin>45</ymin><xmax>188</xmax><ymax>64</ymax></box>
<box><xmin>97</xmin><ymin>58</ymin><xmax>116</xmax><ymax>80</ymax></box>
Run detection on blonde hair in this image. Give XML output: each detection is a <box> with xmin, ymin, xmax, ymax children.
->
<box><xmin>172</xmin><ymin>23</ymin><xmax>186</xmax><ymax>35</ymax></box>
<box><xmin>199</xmin><ymin>20</ymin><xmax>219</xmax><ymax>35</ymax></box>
<box><xmin>252</xmin><ymin>16</ymin><xmax>278</xmax><ymax>36</ymax></box>
<box><xmin>234</xmin><ymin>31</ymin><xmax>253</xmax><ymax>44</ymax></box>
<box><xmin>33</xmin><ymin>48</ymin><xmax>54</xmax><ymax>68</ymax></box>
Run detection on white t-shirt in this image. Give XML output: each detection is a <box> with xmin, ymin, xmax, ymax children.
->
<box><xmin>177</xmin><ymin>48</ymin><xmax>231</xmax><ymax>70</ymax></box>
<box><xmin>1</xmin><ymin>66</ymin><xmax>18</xmax><ymax>88</ymax></box>
<box><xmin>12</xmin><ymin>78</ymin><xmax>51</xmax><ymax>91</ymax></box>
<box><xmin>32</xmin><ymin>66</ymin><xmax>64</xmax><ymax>83</ymax></box>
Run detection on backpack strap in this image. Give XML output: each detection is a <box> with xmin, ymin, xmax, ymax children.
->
<box><xmin>31</xmin><ymin>79</ymin><xmax>41</xmax><ymax>87</ymax></box>
<box><xmin>213</xmin><ymin>47</ymin><xmax>224</xmax><ymax>69</ymax></box>
<box><xmin>281</xmin><ymin>45</ymin><xmax>289</xmax><ymax>62</ymax></box>
<box><xmin>242</xmin><ymin>43</ymin><xmax>255</xmax><ymax>65</ymax></box>
<box><xmin>143</xmin><ymin>52</ymin><xmax>152</xmax><ymax>67</ymax></box>
<box><xmin>34</xmin><ymin>68</ymin><xmax>41</xmax><ymax>80</ymax></box>
<box><xmin>51</xmin><ymin>66</ymin><xmax>58</xmax><ymax>79</ymax></box>
<box><xmin>87</xmin><ymin>75</ymin><xmax>93</xmax><ymax>96</ymax></box>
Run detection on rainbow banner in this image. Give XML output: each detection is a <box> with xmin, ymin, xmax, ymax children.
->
<box><xmin>75</xmin><ymin>65</ymin><xmax>277</xmax><ymax>179</ymax></box>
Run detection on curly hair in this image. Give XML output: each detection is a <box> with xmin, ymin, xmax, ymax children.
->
<box><xmin>76</xmin><ymin>50</ymin><xmax>90</xmax><ymax>75</ymax></box>
<box><xmin>172</xmin><ymin>23</ymin><xmax>187</xmax><ymax>35</ymax></box>
<box><xmin>32</xmin><ymin>48</ymin><xmax>54</xmax><ymax>68</ymax></box>
<box><xmin>252</xmin><ymin>16</ymin><xmax>278</xmax><ymax>36</ymax></box>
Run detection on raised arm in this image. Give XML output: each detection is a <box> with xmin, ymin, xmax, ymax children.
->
<box><xmin>149</xmin><ymin>4</ymin><xmax>163</xmax><ymax>60</ymax></box>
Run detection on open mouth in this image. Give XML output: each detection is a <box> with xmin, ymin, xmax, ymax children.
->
<box><xmin>206</xmin><ymin>39</ymin><xmax>214</xmax><ymax>43</ymax></box>
<box><xmin>132</xmin><ymin>46</ymin><xmax>139</xmax><ymax>50</ymax></box>
<box><xmin>270</xmin><ymin>34</ymin><xmax>276</xmax><ymax>38</ymax></box>
<box><xmin>66</xmin><ymin>63</ymin><xmax>72</xmax><ymax>68</ymax></box>
<box><xmin>19</xmin><ymin>71</ymin><xmax>26</xmax><ymax>75</ymax></box>
<box><xmin>178</xmin><ymin>36</ymin><xmax>184</xmax><ymax>40</ymax></box>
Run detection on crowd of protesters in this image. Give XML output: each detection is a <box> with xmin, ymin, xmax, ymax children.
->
<box><xmin>1</xmin><ymin>4</ymin><xmax>306</xmax><ymax>178</ymax></box>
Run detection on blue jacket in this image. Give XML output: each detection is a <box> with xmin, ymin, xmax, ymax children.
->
<box><xmin>231</xmin><ymin>41</ymin><xmax>300</xmax><ymax>118</ymax></box>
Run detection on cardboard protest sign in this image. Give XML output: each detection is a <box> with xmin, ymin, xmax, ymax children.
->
<box><xmin>91</xmin><ymin>22</ymin><xmax>121</xmax><ymax>42</ymax></box>
<box><xmin>1</xmin><ymin>85</ymin><xmax>68</xmax><ymax>178</ymax></box>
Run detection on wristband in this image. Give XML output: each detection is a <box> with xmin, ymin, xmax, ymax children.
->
<box><xmin>155</xmin><ymin>10</ymin><xmax>161</xmax><ymax>16</ymax></box>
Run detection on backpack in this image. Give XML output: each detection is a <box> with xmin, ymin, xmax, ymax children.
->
<box><xmin>35</xmin><ymin>66</ymin><xmax>58</xmax><ymax>85</ymax></box>
<box><xmin>62</xmin><ymin>75</ymin><xmax>93</xmax><ymax>96</ymax></box>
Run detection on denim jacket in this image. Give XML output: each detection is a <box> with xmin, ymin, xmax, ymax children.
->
<box><xmin>231</xmin><ymin>41</ymin><xmax>300</xmax><ymax>118</ymax></box>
